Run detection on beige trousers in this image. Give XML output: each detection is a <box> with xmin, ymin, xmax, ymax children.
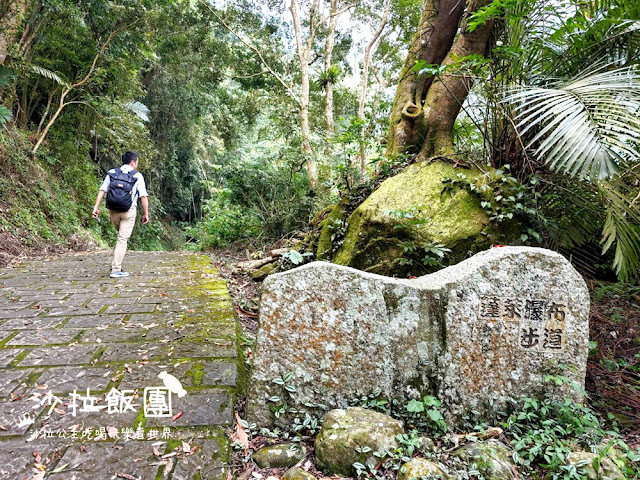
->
<box><xmin>109</xmin><ymin>207</ymin><xmax>137</xmax><ymax>272</ymax></box>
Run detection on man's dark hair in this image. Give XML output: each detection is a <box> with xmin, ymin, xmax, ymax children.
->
<box><xmin>121</xmin><ymin>151</ymin><xmax>139</xmax><ymax>165</ymax></box>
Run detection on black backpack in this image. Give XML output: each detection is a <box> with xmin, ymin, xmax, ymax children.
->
<box><xmin>105</xmin><ymin>167</ymin><xmax>139</xmax><ymax>212</ymax></box>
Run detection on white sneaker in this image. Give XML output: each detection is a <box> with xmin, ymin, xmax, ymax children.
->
<box><xmin>109</xmin><ymin>271</ymin><xmax>130</xmax><ymax>278</ymax></box>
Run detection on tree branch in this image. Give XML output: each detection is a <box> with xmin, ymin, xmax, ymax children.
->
<box><xmin>70</xmin><ymin>26</ymin><xmax>124</xmax><ymax>89</ymax></box>
<box><xmin>224</xmin><ymin>70</ymin><xmax>269</xmax><ymax>79</ymax></box>
<box><xmin>32</xmin><ymin>24</ymin><xmax>129</xmax><ymax>154</ymax></box>
<box><xmin>200</xmin><ymin>0</ymin><xmax>299</xmax><ymax>105</ymax></box>
<box><xmin>358</xmin><ymin>0</ymin><xmax>392</xmax><ymax>120</ymax></box>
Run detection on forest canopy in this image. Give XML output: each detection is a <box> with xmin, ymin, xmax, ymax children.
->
<box><xmin>0</xmin><ymin>0</ymin><xmax>639</xmax><ymax>282</ymax></box>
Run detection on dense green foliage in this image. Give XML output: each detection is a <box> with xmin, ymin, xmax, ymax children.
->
<box><xmin>0</xmin><ymin>0</ymin><xmax>638</xmax><ymax>282</ymax></box>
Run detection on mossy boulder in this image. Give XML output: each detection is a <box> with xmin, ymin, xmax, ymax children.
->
<box><xmin>453</xmin><ymin>440</ymin><xmax>516</xmax><ymax>480</ymax></box>
<box><xmin>250</xmin><ymin>262</ymin><xmax>278</xmax><ymax>281</ymax></box>
<box><xmin>283</xmin><ymin>468</ymin><xmax>317</xmax><ymax>480</ymax></box>
<box><xmin>418</xmin><ymin>436</ymin><xmax>435</xmax><ymax>452</ymax></box>
<box><xmin>397</xmin><ymin>458</ymin><xmax>449</xmax><ymax>480</ymax></box>
<box><xmin>566</xmin><ymin>451</ymin><xmax>625</xmax><ymax>480</ymax></box>
<box><xmin>315</xmin><ymin>407</ymin><xmax>404</xmax><ymax>476</ymax></box>
<box><xmin>252</xmin><ymin>443</ymin><xmax>306</xmax><ymax>468</ymax></box>
<box><xmin>325</xmin><ymin>161</ymin><xmax>514</xmax><ymax>276</ymax></box>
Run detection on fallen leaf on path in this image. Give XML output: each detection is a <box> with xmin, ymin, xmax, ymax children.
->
<box><xmin>172</xmin><ymin>411</ymin><xmax>183</xmax><ymax>421</ymax></box>
<box><xmin>51</xmin><ymin>463</ymin><xmax>69</xmax><ymax>473</ymax></box>
<box><xmin>162</xmin><ymin>457</ymin><xmax>174</xmax><ymax>478</ymax></box>
<box><xmin>236</xmin><ymin>306</ymin><xmax>258</xmax><ymax>318</ymax></box>
<box><xmin>116</xmin><ymin>473</ymin><xmax>139</xmax><ymax>480</ymax></box>
<box><xmin>234</xmin><ymin>412</ymin><xmax>249</xmax><ymax>450</ymax></box>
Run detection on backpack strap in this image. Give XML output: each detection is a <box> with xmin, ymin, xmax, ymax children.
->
<box><xmin>109</xmin><ymin>167</ymin><xmax>138</xmax><ymax>183</ymax></box>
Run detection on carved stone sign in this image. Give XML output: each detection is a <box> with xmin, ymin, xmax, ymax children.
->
<box><xmin>247</xmin><ymin>247</ymin><xmax>589</xmax><ymax>427</ymax></box>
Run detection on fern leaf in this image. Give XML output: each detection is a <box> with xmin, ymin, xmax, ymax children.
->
<box><xmin>505</xmin><ymin>66</ymin><xmax>640</xmax><ymax>182</ymax></box>
<box><xmin>0</xmin><ymin>67</ymin><xmax>16</xmax><ymax>88</ymax></box>
<box><xmin>599</xmin><ymin>181</ymin><xmax>640</xmax><ymax>281</ymax></box>
<box><xmin>124</xmin><ymin>101</ymin><xmax>150</xmax><ymax>122</ymax></box>
<box><xmin>0</xmin><ymin>105</ymin><xmax>12</xmax><ymax>125</ymax></box>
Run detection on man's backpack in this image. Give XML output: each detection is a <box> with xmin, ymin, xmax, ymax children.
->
<box><xmin>105</xmin><ymin>167</ymin><xmax>139</xmax><ymax>212</ymax></box>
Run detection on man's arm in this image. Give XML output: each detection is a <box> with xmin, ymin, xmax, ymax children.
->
<box><xmin>93</xmin><ymin>173</ymin><xmax>111</xmax><ymax>218</ymax></box>
<box><xmin>140</xmin><ymin>196</ymin><xmax>149</xmax><ymax>224</ymax></box>
<box><xmin>92</xmin><ymin>190</ymin><xmax>105</xmax><ymax>218</ymax></box>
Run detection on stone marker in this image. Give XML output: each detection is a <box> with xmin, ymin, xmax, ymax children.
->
<box><xmin>247</xmin><ymin>247</ymin><xmax>589</xmax><ymax>427</ymax></box>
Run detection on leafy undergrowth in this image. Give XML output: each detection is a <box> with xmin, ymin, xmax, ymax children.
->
<box><xmin>586</xmin><ymin>282</ymin><xmax>640</xmax><ymax>448</ymax></box>
<box><xmin>0</xmin><ymin>128</ymin><xmax>102</xmax><ymax>265</ymax></box>
<box><xmin>224</xmin><ymin>254</ymin><xmax>640</xmax><ymax>480</ymax></box>
<box><xmin>0</xmin><ymin>127</ymin><xmax>182</xmax><ymax>265</ymax></box>
<box><xmin>229</xmin><ymin>386</ymin><xmax>640</xmax><ymax>480</ymax></box>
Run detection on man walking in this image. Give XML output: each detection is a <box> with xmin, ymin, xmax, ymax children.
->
<box><xmin>92</xmin><ymin>151</ymin><xmax>149</xmax><ymax>278</ymax></box>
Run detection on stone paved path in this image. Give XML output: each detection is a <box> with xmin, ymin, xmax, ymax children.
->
<box><xmin>0</xmin><ymin>251</ymin><xmax>243</xmax><ymax>479</ymax></box>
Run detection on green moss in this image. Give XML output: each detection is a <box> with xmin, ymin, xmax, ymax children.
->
<box><xmin>316</xmin><ymin>200</ymin><xmax>349</xmax><ymax>260</ymax></box>
<box><xmin>332</xmin><ymin>161</ymin><xmax>512</xmax><ymax>276</ymax></box>
<box><xmin>250</xmin><ymin>262</ymin><xmax>277</xmax><ymax>281</ymax></box>
<box><xmin>179</xmin><ymin>254</ymin><xmax>247</xmax><ymax>399</ymax></box>
<box><xmin>333</xmin><ymin>209</ymin><xmax>365</xmax><ymax>266</ymax></box>
<box><xmin>235</xmin><ymin>326</ymin><xmax>248</xmax><ymax>397</ymax></box>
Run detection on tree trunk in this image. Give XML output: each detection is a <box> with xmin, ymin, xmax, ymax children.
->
<box><xmin>357</xmin><ymin>0</ymin><xmax>391</xmax><ymax>173</ymax></box>
<box><xmin>386</xmin><ymin>0</ymin><xmax>470</xmax><ymax>157</ymax></box>
<box><xmin>418</xmin><ymin>1</ymin><xmax>495</xmax><ymax>160</ymax></box>
<box><xmin>317</xmin><ymin>1</ymin><xmax>506</xmax><ymax>277</ymax></box>
<box><xmin>0</xmin><ymin>0</ymin><xmax>29</xmax><ymax>66</ymax></box>
<box><xmin>324</xmin><ymin>0</ymin><xmax>338</xmax><ymax>137</ymax></box>
<box><xmin>290</xmin><ymin>0</ymin><xmax>319</xmax><ymax>190</ymax></box>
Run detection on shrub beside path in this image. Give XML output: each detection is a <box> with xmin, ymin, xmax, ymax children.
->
<box><xmin>0</xmin><ymin>251</ymin><xmax>243</xmax><ymax>479</ymax></box>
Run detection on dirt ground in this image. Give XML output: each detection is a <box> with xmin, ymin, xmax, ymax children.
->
<box><xmin>585</xmin><ymin>281</ymin><xmax>640</xmax><ymax>448</ymax></box>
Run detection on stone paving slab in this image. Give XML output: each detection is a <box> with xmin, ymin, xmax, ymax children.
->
<box><xmin>64</xmin><ymin>313</ymin><xmax>127</xmax><ymax>328</ymax></box>
<box><xmin>0</xmin><ymin>348</ymin><xmax>23</xmax><ymax>367</ymax></box>
<box><xmin>0</xmin><ymin>317</ymin><xmax>65</xmax><ymax>330</ymax></box>
<box><xmin>7</xmin><ymin>329</ymin><xmax>82</xmax><ymax>346</ymax></box>
<box><xmin>0</xmin><ymin>251</ymin><xmax>243</xmax><ymax>479</ymax></box>
<box><xmin>32</xmin><ymin>366</ymin><xmax>116</xmax><ymax>394</ymax></box>
<box><xmin>0</xmin><ymin>368</ymin><xmax>31</xmax><ymax>396</ymax></box>
<box><xmin>48</xmin><ymin>441</ymin><xmax>161</xmax><ymax>479</ymax></box>
<box><xmin>0</xmin><ymin>440</ymin><xmax>69</xmax><ymax>478</ymax></box>
<box><xmin>19</xmin><ymin>344</ymin><xmax>101</xmax><ymax>367</ymax></box>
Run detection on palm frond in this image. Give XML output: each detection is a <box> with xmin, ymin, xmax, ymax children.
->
<box><xmin>505</xmin><ymin>66</ymin><xmax>640</xmax><ymax>181</ymax></box>
<box><xmin>599</xmin><ymin>180</ymin><xmax>640</xmax><ymax>281</ymax></box>
<box><xmin>26</xmin><ymin>64</ymin><xmax>69</xmax><ymax>87</ymax></box>
<box><xmin>124</xmin><ymin>101</ymin><xmax>150</xmax><ymax>122</ymax></box>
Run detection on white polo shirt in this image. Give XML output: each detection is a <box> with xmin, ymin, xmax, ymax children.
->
<box><xmin>99</xmin><ymin>164</ymin><xmax>148</xmax><ymax>207</ymax></box>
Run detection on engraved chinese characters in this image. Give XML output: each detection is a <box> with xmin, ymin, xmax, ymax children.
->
<box><xmin>247</xmin><ymin>246</ymin><xmax>590</xmax><ymax>428</ymax></box>
<box><xmin>479</xmin><ymin>296</ymin><xmax>567</xmax><ymax>351</ymax></box>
